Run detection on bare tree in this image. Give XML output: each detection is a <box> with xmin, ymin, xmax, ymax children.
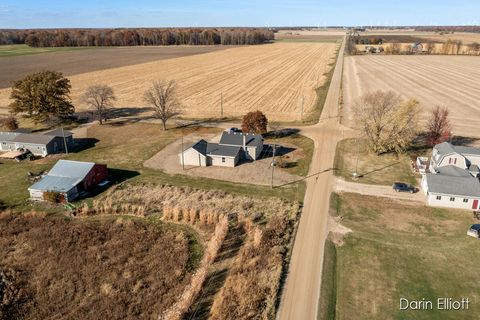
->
<box><xmin>354</xmin><ymin>91</ymin><xmax>420</xmax><ymax>155</ymax></box>
<box><xmin>81</xmin><ymin>85</ymin><xmax>116</xmax><ymax>124</ymax></box>
<box><xmin>425</xmin><ymin>106</ymin><xmax>452</xmax><ymax>147</ymax></box>
<box><xmin>143</xmin><ymin>80</ymin><xmax>182</xmax><ymax>130</ymax></box>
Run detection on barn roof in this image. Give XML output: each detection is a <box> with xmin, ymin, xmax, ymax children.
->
<box><xmin>29</xmin><ymin>160</ymin><xmax>96</xmax><ymax>193</ymax></box>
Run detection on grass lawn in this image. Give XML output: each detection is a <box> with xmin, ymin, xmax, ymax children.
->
<box><xmin>0</xmin><ymin>121</ymin><xmax>306</xmax><ymax>209</ymax></box>
<box><xmin>0</xmin><ymin>44</ymin><xmax>93</xmax><ymax>57</ymax></box>
<box><xmin>323</xmin><ymin>192</ymin><xmax>480</xmax><ymax>320</ymax></box>
<box><xmin>267</xmin><ymin>133</ymin><xmax>315</xmax><ymax>177</ymax></box>
<box><xmin>333</xmin><ymin>138</ymin><xmax>419</xmax><ymax>186</ymax></box>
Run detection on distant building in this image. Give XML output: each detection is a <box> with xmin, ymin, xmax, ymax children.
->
<box><xmin>29</xmin><ymin>160</ymin><xmax>108</xmax><ymax>202</ymax></box>
<box><xmin>179</xmin><ymin>131</ymin><xmax>264</xmax><ymax>168</ymax></box>
<box><xmin>0</xmin><ymin>128</ymin><xmax>74</xmax><ymax>156</ymax></box>
<box><xmin>422</xmin><ymin>142</ymin><xmax>480</xmax><ymax>210</ymax></box>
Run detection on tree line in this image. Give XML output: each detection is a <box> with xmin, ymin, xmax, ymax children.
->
<box><xmin>0</xmin><ymin>28</ymin><xmax>274</xmax><ymax>47</ymax></box>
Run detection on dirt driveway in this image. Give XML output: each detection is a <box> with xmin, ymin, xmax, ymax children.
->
<box><xmin>144</xmin><ymin>132</ymin><xmax>299</xmax><ymax>186</ymax></box>
<box><xmin>333</xmin><ymin>177</ymin><xmax>425</xmax><ymax>202</ymax></box>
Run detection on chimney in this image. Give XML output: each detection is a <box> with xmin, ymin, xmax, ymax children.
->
<box><xmin>243</xmin><ymin>134</ymin><xmax>246</xmax><ymax>150</ymax></box>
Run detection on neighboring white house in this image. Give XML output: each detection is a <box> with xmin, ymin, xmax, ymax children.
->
<box><xmin>422</xmin><ymin>142</ymin><xmax>480</xmax><ymax>210</ymax></box>
<box><xmin>179</xmin><ymin>131</ymin><xmax>264</xmax><ymax>168</ymax></box>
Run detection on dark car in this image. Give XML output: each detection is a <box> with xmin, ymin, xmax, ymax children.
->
<box><xmin>392</xmin><ymin>182</ymin><xmax>416</xmax><ymax>193</ymax></box>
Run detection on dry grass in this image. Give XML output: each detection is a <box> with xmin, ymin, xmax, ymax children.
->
<box><xmin>94</xmin><ymin>184</ymin><xmax>300</xmax><ymax>319</ymax></box>
<box><xmin>0</xmin><ymin>210</ymin><xmax>197</xmax><ymax>320</ymax></box>
<box><xmin>0</xmin><ymin>42</ymin><xmax>338</xmax><ymax>120</ymax></box>
<box><xmin>343</xmin><ymin>55</ymin><xmax>480</xmax><ymax>138</ymax></box>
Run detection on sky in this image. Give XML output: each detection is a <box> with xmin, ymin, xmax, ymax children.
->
<box><xmin>0</xmin><ymin>0</ymin><xmax>479</xmax><ymax>29</ymax></box>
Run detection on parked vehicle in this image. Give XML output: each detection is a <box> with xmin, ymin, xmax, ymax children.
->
<box><xmin>392</xmin><ymin>182</ymin><xmax>416</xmax><ymax>193</ymax></box>
<box><xmin>467</xmin><ymin>224</ymin><xmax>480</xmax><ymax>239</ymax></box>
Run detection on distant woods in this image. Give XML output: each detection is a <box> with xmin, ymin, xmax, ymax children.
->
<box><xmin>0</xmin><ymin>28</ymin><xmax>274</xmax><ymax>47</ymax></box>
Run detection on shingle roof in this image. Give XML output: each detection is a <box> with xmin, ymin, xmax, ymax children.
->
<box><xmin>189</xmin><ymin>139</ymin><xmax>208</xmax><ymax>155</ymax></box>
<box><xmin>206</xmin><ymin>143</ymin><xmax>241</xmax><ymax>158</ymax></box>
<box><xmin>470</xmin><ymin>165</ymin><xmax>480</xmax><ymax>173</ymax></box>
<box><xmin>12</xmin><ymin>133</ymin><xmax>54</xmax><ymax>145</ymax></box>
<box><xmin>219</xmin><ymin>132</ymin><xmax>263</xmax><ymax>148</ymax></box>
<box><xmin>436</xmin><ymin>165</ymin><xmax>472</xmax><ymax>177</ymax></box>
<box><xmin>28</xmin><ymin>160</ymin><xmax>96</xmax><ymax>193</ymax></box>
<box><xmin>44</xmin><ymin>128</ymin><xmax>73</xmax><ymax>137</ymax></box>
<box><xmin>426</xmin><ymin>174</ymin><xmax>480</xmax><ymax>197</ymax></box>
<box><xmin>0</xmin><ymin>131</ymin><xmax>21</xmax><ymax>142</ymax></box>
<box><xmin>434</xmin><ymin>142</ymin><xmax>480</xmax><ymax>156</ymax></box>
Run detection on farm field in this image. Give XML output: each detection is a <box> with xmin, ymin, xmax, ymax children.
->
<box><xmin>343</xmin><ymin>55</ymin><xmax>480</xmax><ymax>137</ymax></box>
<box><xmin>0</xmin><ymin>45</ymin><xmax>229</xmax><ymax>89</ymax></box>
<box><xmin>359</xmin><ymin>30</ymin><xmax>480</xmax><ymax>44</ymax></box>
<box><xmin>320</xmin><ymin>192</ymin><xmax>480</xmax><ymax>320</ymax></box>
<box><xmin>275</xmin><ymin>29</ymin><xmax>345</xmax><ymax>43</ymax></box>
<box><xmin>0</xmin><ymin>42</ymin><xmax>338</xmax><ymax>121</ymax></box>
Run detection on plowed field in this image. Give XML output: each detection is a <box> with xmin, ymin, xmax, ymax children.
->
<box><xmin>0</xmin><ymin>42</ymin><xmax>337</xmax><ymax>121</ymax></box>
<box><xmin>343</xmin><ymin>55</ymin><xmax>480</xmax><ymax>137</ymax></box>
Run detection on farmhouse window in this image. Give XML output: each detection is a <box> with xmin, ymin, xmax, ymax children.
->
<box><xmin>222</xmin><ymin>157</ymin><xmax>225</xmax><ymax>163</ymax></box>
<box><xmin>449</xmin><ymin>158</ymin><xmax>452</xmax><ymax>164</ymax></box>
<box><xmin>463</xmin><ymin>199</ymin><xmax>469</xmax><ymax>203</ymax></box>
<box><xmin>454</xmin><ymin>158</ymin><xmax>457</xmax><ymax>164</ymax></box>
<box><xmin>436</xmin><ymin>196</ymin><xmax>442</xmax><ymax>200</ymax></box>
<box><xmin>450</xmin><ymin>197</ymin><xmax>455</xmax><ymax>202</ymax></box>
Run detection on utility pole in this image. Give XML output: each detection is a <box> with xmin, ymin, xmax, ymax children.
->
<box><xmin>220</xmin><ymin>92</ymin><xmax>224</xmax><ymax>118</ymax></box>
<box><xmin>353</xmin><ymin>138</ymin><xmax>359</xmax><ymax>179</ymax></box>
<box><xmin>271</xmin><ymin>144</ymin><xmax>276</xmax><ymax>188</ymax></box>
<box><xmin>181</xmin><ymin>130</ymin><xmax>185</xmax><ymax>170</ymax></box>
<box><xmin>61</xmin><ymin>126</ymin><xmax>68</xmax><ymax>155</ymax></box>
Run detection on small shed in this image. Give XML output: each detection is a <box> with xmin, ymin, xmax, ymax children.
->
<box><xmin>29</xmin><ymin>160</ymin><xmax>108</xmax><ymax>202</ymax></box>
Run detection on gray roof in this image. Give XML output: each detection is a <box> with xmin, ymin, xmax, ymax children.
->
<box><xmin>426</xmin><ymin>174</ymin><xmax>480</xmax><ymax>197</ymax></box>
<box><xmin>29</xmin><ymin>160</ymin><xmax>96</xmax><ymax>192</ymax></box>
<box><xmin>44</xmin><ymin>128</ymin><xmax>73</xmax><ymax>137</ymax></box>
<box><xmin>12</xmin><ymin>133</ymin><xmax>54</xmax><ymax>145</ymax></box>
<box><xmin>470</xmin><ymin>165</ymin><xmax>480</xmax><ymax>173</ymax></box>
<box><xmin>48</xmin><ymin>160</ymin><xmax>95</xmax><ymax>179</ymax></box>
<box><xmin>436</xmin><ymin>165</ymin><xmax>472</xmax><ymax>177</ymax></box>
<box><xmin>434</xmin><ymin>142</ymin><xmax>480</xmax><ymax>156</ymax></box>
<box><xmin>219</xmin><ymin>132</ymin><xmax>263</xmax><ymax>149</ymax></box>
<box><xmin>190</xmin><ymin>139</ymin><xmax>208</xmax><ymax>155</ymax></box>
<box><xmin>0</xmin><ymin>131</ymin><xmax>21</xmax><ymax>142</ymax></box>
<box><xmin>188</xmin><ymin>140</ymin><xmax>240</xmax><ymax>158</ymax></box>
<box><xmin>29</xmin><ymin>175</ymin><xmax>80</xmax><ymax>193</ymax></box>
<box><xmin>206</xmin><ymin>143</ymin><xmax>241</xmax><ymax>158</ymax></box>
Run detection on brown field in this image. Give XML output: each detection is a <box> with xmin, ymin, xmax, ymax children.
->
<box><xmin>0</xmin><ymin>212</ymin><xmax>198</xmax><ymax>320</ymax></box>
<box><xmin>359</xmin><ymin>30</ymin><xmax>480</xmax><ymax>44</ymax></box>
<box><xmin>0</xmin><ymin>45</ymin><xmax>229</xmax><ymax>89</ymax></box>
<box><xmin>343</xmin><ymin>55</ymin><xmax>480</xmax><ymax>137</ymax></box>
<box><xmin>0</xmin><ymin>42</ymin><xmax>338</xmax><ymax>120</ymax></box>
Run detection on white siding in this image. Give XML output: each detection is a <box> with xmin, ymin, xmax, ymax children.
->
<box><xmin>210</xmin><ymin>155</ymin><xmax>237</xmax><ymax>167</ymax></box>
<box><xmin>180</xmin><ymin>148</ymin><xmax>207</xmax><ymax>166</ymax></box>
<box><xmin>437</xmin><ymin>154</ymin><xmax>467</xmax><ymax>169</ymax></box>
<box><xmin>426</xmin><ymin>193</ymin><xmax>480</xmax><ymax>210</ymax></box>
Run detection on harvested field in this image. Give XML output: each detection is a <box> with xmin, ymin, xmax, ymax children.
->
<box><xmin>0</xmin><ymin>211</ymin><xmax>199</xmax><ymax>320</ymax></box>
<box><xmin>359</xmin><ymin>30</ymin><xmax>480</xmax><ymax>44</ymax></box>
<box><xmin>343</xmin><ymin>55</ymin><xmax>480</xmax><ymax>137</ymax></box>
<box><xmin>0</xmin><ymin>42</ymin><xmax>338</xmax><ymax>120</ymax></box>
<box><xmin>0</xmin><ymin>45</ymin><xmax>229</xmax><ymax>89</ymax></box>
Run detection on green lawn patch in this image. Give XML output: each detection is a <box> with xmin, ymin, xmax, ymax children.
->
<box><xmin>333</xmin><ymin>138</ymin><xmax>418</xmax><ymax>186</ymax></box>
<box><xmin>327</xmin><ymin>192</ymin><xmax>480</xmax><ymax>320</ymax></box>
<box><xmin>0</xmin><ymin>44</ymin><xmax>94</xmax><ymax>57</ymax></box>
<box><xmin>267</xmin><ymin>133</ymin><xmax>315</xmax><ymax>177</ymax></box>
<box><xmin>0</xmin><ymin>122</ymin><xmax>306</xmax><ymax>210</ymax></box>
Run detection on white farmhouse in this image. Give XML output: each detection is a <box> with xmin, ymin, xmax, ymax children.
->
<box><xmin>422</xmin><ymin>142</ymin><xmax>480</xmax><ymax>210</ymax></box>
<box><xmin>179</xmin><ymin>131</ymin><xmax>264</xmax><ymax>168</ymax></box>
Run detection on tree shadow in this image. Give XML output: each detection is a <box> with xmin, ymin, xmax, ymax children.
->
<box><xmin>357</xmin><ymin>162</ymin><xmax>400</xmax><ymax>178</ymax></box>
<box><xmin>264</xmin><ymin>128</ymin><xmax>300</xmax><ymax>139</ymax></box>
<box><xmin>451</xmin><ymin>135</ymin><xmax>480</xmax><ymax>146</ymax></box>
<box><xmin>261</xmin><ymin>145</ymin><xmax>296</xmax><ymax>160</ymax></box>
<box><xmin>108</xmin><ymin>168</ymin><xmax>140</xmax><ymax>184</ymax></box>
